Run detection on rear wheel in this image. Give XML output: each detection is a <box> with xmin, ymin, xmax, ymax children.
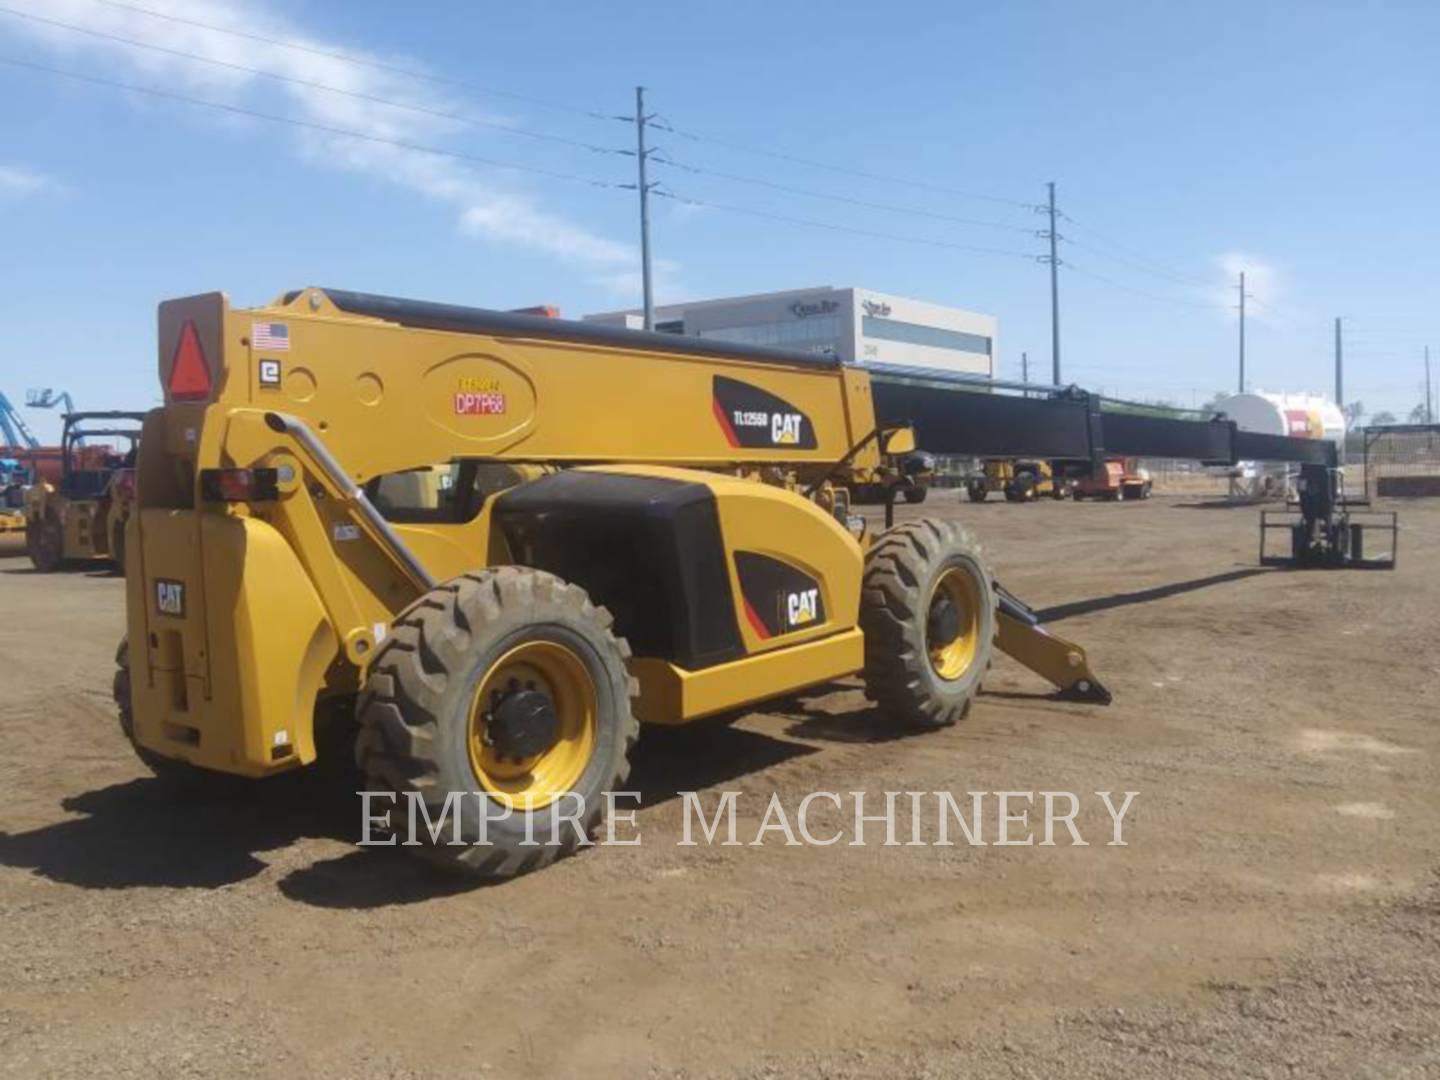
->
<box><xmin>26</xmin><ymin>515</ymin><xmax>62</xmax><ymax>572</ymax></box>
<box><xmin>860</xmin><ymin>520</ymin><xmax>997</xmax><ymax>729</ymax></box>
<box><xmin>965</xmin><ymin>481</ymin><xmax>988</xmax><ymax>503</ymax></box>
<box><xmin>355</xmin><ymin>567</ymin><xmax>638</xmax><ymax>879</ymax></box>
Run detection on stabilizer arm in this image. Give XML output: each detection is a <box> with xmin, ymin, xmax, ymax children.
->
<box><xmin>993</xmin><ymin>584</ymin><xmax>1112</xmax><ymax>704</ymax></box>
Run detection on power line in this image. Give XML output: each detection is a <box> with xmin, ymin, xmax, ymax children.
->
<box><xmin>0</xmin><ymin>55</ymin><xmax>628</xmax><ymax>189</ymax></box>
<box><xmin>1064</xmin><ymin>262</ymin><xmax>1224</xmax><ymax>310</ymax></box>
<box><xmin>647</xmin><ymin>119</ymin><xmax>1035</xmax><ymax>209</ymax></box>
<box><xmin>83</xmin><ymin>0</ymin><xmax>618</xmax><ymax>121</ymax></box>
<box><xmin>1342</xmin><ymin>327</ymin><xmax>1435</xmax><ymax>341</ymax></box>
<box><xmin>651</xmin><ymin>189</ymin><xmax>1038</xmax><ymax>259</ymax></box>
<box><xmin>648</xmin><ymin>153</ymin><xmax>1036</xmax><ymax>234</ymax></box>
<box><xmin>1241</xmin><ymin>295</ymin><xmax>1304</xmax><ymax>328</ymax></box>
<box><xmin>1060</xmin><ymin>235</ymin><xmax>1212</xmax><ymax>289</ymax></box>
<box><xmin>1058</xmin><ymin>211</ymin><xmax>1212</xmax><ymax>287</ymax></box>
<box><xmin>0</xmin><ymin>5</ymin><xmax>631</xmax><ymax>156</ymax></box>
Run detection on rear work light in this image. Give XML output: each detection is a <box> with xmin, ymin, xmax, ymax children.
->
<box><xmin>169</xmin><ymin>319</ymin><xmax>212</xmax><ymax>402</ymax></box>
<box><xmin>200</xmin><ymin>468</ymin><xmax>280</xmax><ymax>502</ymax></box>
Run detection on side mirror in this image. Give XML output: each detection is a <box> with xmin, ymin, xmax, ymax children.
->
<box><xmin>880</xmin><ymin>426</ymin><xmax>917</xmax><ymax>456</ymax></box>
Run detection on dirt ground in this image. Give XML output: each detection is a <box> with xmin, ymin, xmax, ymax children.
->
<box><xmin>1</xmin><ymin>495</ymin><xmax>1436</xmax><ymax>1079</ymax></box>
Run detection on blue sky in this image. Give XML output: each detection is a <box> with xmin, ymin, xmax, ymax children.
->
<box><xmin>1</xmin><ymin>0</ymin><xmax>1436</xmax><ymax>442</ymax></box>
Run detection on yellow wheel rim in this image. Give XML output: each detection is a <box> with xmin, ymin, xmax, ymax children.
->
<box><xmin>927</xmin><ymin>566</ymin><xmax>981</xmax><ymax>681</ymax></box>
<box><xmin>467</xmin><ymin>640</ymin><xmax>597</xmax><ymax>810</ymax></box>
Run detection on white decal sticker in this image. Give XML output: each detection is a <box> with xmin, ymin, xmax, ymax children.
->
<box><xmin>786</xmin><ymin>588</ymin><xmax>820</xmax><ymax>627</ymax></box>
<box><xmin>155</xmin><ymin>579</ymin><xmax>185</xmax><ymax>616</ymax></box>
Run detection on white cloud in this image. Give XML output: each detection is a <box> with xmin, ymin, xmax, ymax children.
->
<box><xmin>0</xmin><ymin>0</ymin><xmax>642</xmax><ymax>282</ymax></box>
<box><xmin>590</xmin><ymin>257</ymin><xmax>683</xmax><ymax>303</ymax></box>
<box><xmin>1212</xmin><ymin>252</ymin><xmax>1289</xmax><ymax>325</ymax></box>
<box><xmin>0</xmin><ymin>163</ymin><xmax>60</xmax><ymax>197</ymax></box>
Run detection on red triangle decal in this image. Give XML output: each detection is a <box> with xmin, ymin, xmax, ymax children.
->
<box><xmin>169</xmin><ymin>320</ymin><xmax>212</xmax><ymax>401</ymax></box>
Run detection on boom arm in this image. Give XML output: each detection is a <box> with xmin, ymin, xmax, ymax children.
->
<box><xmin>159</xmin><ymin>289</ymin><xmax>892</xmax><ymax>485</ymax></box>
<box><xmin>0</xmin><ymin>392</ymin><xmax>39</xmax><ymax>450</ymax></box>
<box><xmin>870</xmin><ymin>371</ymin><xmax>1335</xmax><ymax>470</ymax></box>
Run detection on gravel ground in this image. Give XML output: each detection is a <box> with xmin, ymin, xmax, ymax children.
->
<box><xmin>0</xmin><ymin>494</ymin><xmax>1435</xmax><ymax>1078</ymax></box>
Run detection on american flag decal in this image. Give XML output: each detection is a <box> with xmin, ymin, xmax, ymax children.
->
<box><xmin>252</xmin><ymin>322</ymin><xmax>290</xmax><ymax>352</ymax></box>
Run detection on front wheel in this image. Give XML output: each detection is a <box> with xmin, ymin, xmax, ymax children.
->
<box><xmin>355</xmin><ymin>567</ymin><xmax>638</xmax><ymax>879</ymax></box>
<box><xmin>1005</xmin><ymin>477</ymin><xmax>1036</xmax><ymax>503</ymax></box>
<box><xmin>27</xmin><ymin>516</ymin><xmax>63</xmax><ymax>572</ymax></box>
<box><xmin>903</xmin><ymin>485</ymin><xmax>928</xmax><ymax>505</ymax></box>
<box><xmin>860</xmin><ymin>520</ymin><xmax>997</xmax><ymax>729</ymax></box>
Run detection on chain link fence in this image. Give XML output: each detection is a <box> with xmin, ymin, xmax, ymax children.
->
<box><xmin>1355</xmin><ymin>425</ymin><xmax>1440</xmax><ymax>498</ymax></box>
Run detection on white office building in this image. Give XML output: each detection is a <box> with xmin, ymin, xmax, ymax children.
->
<box><xmin>584</xmin><ymin>286</ymin><xmax>996</xmax><ymax>378</ymax></box>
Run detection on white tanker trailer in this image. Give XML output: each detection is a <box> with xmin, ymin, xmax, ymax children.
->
<box><xmin>1212</xmin><ymin>392</ymin><xmax>1346</xmax><ymax>497</ymax></box>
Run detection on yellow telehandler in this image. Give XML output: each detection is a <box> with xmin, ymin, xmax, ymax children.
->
<box><xmin>115</xmin><ymin>287</ymin><xmax>1109</xmax><ymax>878</ymax></box>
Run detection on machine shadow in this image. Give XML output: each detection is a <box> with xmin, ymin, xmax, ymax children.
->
<box><xmin>630</xmin><ymin>722</ymin><xmax>820</xmax><ymax>807</ymax></box>
<box><xmin>280</xmin><ymin>722</ymin><xmax>822</xmax><ymax>910</ymax></box>
<box><xmin>0</xmin><ymin>767</ymin><xmax>359</xmax><ymax>892</ymax></box>
<box><xmin>783</xmin><ymin>702</ymin><xmax>918</xmax><ymax>744</ymax></box>
<box><xmin>1</xmin><ymin>701</ymin><xmax>901</xmax><ymax>909</ymax></box>
<box><xmin>1033</xmin><ymin>567</ymin><xmax>1270</xmax><ymax>622</ymax></box>
<box><xmin>1174</xmin><ymin>499</ymin><xmax>1278</xmax><ymax>510</ymax></box>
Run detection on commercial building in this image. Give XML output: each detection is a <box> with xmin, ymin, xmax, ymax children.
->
<box><xmin>584</xmin><ymin>286</ymin><xmax>996</xmax><ymax>379</ymax></box>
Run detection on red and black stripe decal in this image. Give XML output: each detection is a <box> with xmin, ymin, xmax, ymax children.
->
<box><xmin>734</xmin><ymin>551</ymin><xmax>825</xmax><ymax>639</ymax></box>
<box><xmin>712</xmin><ymin>395</ymin><xmax>741</xmax><ymax>447</ymax></box>
<box><xmin>711</xmin><ymin>375</ymin><xmax>817</xmax><ymax>450</ymax></box>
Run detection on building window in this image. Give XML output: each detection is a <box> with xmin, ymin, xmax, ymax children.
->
<box><xmin>861</xmin><ymin>316</ymin><xmax>991</xmax><ymax>355</ymax></box>
<box><xmin>698</xmin><ymin>315</ymin><xmax>841</xmax><ymax>347</ymax></box>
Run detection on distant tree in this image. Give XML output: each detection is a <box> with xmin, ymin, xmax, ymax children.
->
<box><xmin>1198</xmin><ymin>390</ymin><xmax>1231</xmax><ymax>415</ymax></box>
<box><xmin>1370</xmin><ymin>410</ymin><xmax>1397</xmax><ymax>426</ymax></box>
<box><xmin>1342</xmin><ymin>401</ymin><xmax>1365</xmax><ymax>426</ymax></box>
<box><xmin>1409</xmin><ymin>402</ymin><xmax>1431</xmax><ymax>424</ymax></box>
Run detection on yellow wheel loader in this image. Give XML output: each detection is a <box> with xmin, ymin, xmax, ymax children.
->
<box><xmin>25</xmin><ymin>412</ymin><xmax>143</xmax><ymax>572</ymax></box>
<box><xmin>964</xmin><ymin>458</ymin><xmax>1071</xmax><ymax>503</ymax></box>
<box><xmin>115</xmin><ymin>288</ymin><xmax>1107</xmax><ymax>878</ymax></box>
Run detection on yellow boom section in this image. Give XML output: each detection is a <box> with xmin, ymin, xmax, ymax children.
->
<box><xmin>158</xmin><ymin>288</ymin><xmax>886</xmax><ymax>482</ymax></box>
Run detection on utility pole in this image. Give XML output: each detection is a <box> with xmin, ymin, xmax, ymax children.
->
<box><xmin>1021</xmin><ymin>350</ymin><xmax>1029</xmax><ymax>392</ymax></box>
<box><xmin>1426</xmin><ymin>344</ymin><xmax>1433</xmax><ymax>423</ymax></box>
<box><xmin>1334</xmin><ymin>316</ymin><xmax>1343</xmax><ymax>408</ymax></box>
<box><xmin>1046</xmin><ymin>182</ymin><xmax>1061</xmax><ymax>385</ymax></box>
<box><xmin>634</xmin><ymin>85</ymin><xmax>655</xmax><ymax>331</ymax></box>
<box><xmin>1237</xmin><ymin>271</ymin><xmax>1252</xmax><ymax>393</ymax></box>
